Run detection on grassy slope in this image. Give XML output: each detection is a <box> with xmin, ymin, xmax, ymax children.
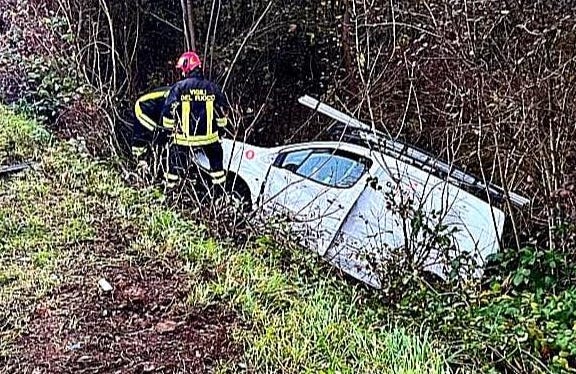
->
<box><xmin>0</xmin><ymin>105</ymin><xmax>448</xmax><ymax>373</ymax></box>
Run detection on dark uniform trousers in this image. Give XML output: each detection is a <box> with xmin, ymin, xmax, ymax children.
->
<box><xmin>166</xmin><ymin>142</ymin><xmax>225</xmax><ymax>186</ymax></box>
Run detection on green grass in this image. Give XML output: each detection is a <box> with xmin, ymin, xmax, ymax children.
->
<box><xmin>0</xmin><ymin>108</ymin><xmax>160</xmax><ymax>355</ymax></box>
<box><xmin>181</xmin><ymin>234</ymin><xmax>447</xmax><ymax>373</ymax></box>
<box><xmin>0</xmin><ymin>105</ymin><xmax>51</xmax><ymax>164</ymax></box>
<box><xmin>0</xmin><ymin>105</ymin><xmax>449</xmax><ymax>373</ymax></box>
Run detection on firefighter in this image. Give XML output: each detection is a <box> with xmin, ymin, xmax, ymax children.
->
<box><xmin>131</xmin><ymin>85</ymin><xmax>171</xmax><ymax>158</ymax></box>
<box><xmin>161</xmin><ymin>51</ymin><xmax>230</xmax><ymax>189</ymax></box>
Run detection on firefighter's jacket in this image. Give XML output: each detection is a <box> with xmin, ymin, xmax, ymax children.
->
<box><xmin>134</xmin><ymin>86</ymin><xmax>171</xmax><ymax>131</ymax></box>
<box><xmin>161</xmin><ymin>71</ymin><xmax>228</xmax><ymax>147</ymax></box>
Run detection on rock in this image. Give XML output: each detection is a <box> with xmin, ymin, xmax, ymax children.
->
<box><xmin>98</xmin><ymin>278</ymin><xmax>113</xmax><ymax>292</ymax></box>
<box><xmin>155</xmin><ymin>320</ymin><xmax>178</xmax><ymax>334</ymax></box>
<box><xmin>66</xmin><ymin>342</ymin><xmax>82</xmax><ymax>351</ymax></box>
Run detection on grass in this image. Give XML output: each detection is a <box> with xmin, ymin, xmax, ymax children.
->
<box><xmin>182</xmin><ymin>234</ymin><xmax>448</xmax><ymax>373</ymax></box>
<box><xmin>0</xmin><ymin>105</ymin><xmax>449</xmax><ymax>373</ymax></box>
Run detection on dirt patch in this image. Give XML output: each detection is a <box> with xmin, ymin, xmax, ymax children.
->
<box><xmin>4</xmin><ymin>263</ymin><xmax>241</xmax><ymax>373</ymax></box>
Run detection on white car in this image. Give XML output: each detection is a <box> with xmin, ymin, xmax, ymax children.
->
<box><xmin>196</xmin><ymin>96</ymin><xmax>529</xmax><ymax>289</ymax></box>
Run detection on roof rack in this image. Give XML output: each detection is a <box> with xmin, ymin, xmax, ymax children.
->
<box><xmin>298</xmin><ymin>95</ymin><xmax>530</xmax><ymax>208</ymax></box>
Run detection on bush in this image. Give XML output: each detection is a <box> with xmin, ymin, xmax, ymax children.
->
<box><xmin>0</xmin><ymin>2</ymin><xmax>84</xmax><ymax>121</ymax></box>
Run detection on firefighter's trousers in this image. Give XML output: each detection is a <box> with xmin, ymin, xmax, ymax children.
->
<box><xmin>164</xmin><ymin>142</ymin><xmax>226</xmax><ymax>188</ymax></box>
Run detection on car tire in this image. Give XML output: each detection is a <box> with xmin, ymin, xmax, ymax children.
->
<box><xmin>222</xmin><ymin>175</ymin><xmax>252</xmax><ymax>213</ymax></box>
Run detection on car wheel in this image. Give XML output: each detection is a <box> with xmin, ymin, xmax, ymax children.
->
<box><xmin>223</xmin><ymin>177</ymin><xmax>252</xmax><ymax>213</ymax></box>
<box><xmin>193</xmin><ymin>175</ymin><xmax>251</xmax><ymax>232</ymax></box>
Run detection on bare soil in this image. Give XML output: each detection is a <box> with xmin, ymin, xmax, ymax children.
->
<box><xmin>1</xmin><ymin>222</ymin><xmax>241</xmax><ymax>373</ymax></box>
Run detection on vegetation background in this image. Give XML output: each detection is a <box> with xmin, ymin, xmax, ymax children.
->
<box><xmin>1</xmin><ymin>0</ymin><xmax>575</xmax><ymax>373</ymax></box>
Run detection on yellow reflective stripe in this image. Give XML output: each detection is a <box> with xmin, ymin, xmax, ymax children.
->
<box><xmin>206</xmin><ymin>99</ymin><xmax>214</xmax><ymax>136</ymax></box>
<box><xmin>135</xmin><ymin>107</ymin><xmax>156</xmax><ymax>131</ymax></box>
<box><xmin>210</xmin><ymin>171</ymin><xmax>226</xmax><ymax>185</ymax></box>
<box><xmin>135</xmin><ymin>103</ymin><xmax>158</xmax><ymax>131</ymax></box>
<box><xmin>173</xmin><ymin>137</ymin><xmax>219</xmax><ymax>146</ymax></box>
<box><xmin>210</xmin><ymin>171</ymin><xmax>225</xmax><ymax>178</ymax></box>
<box><xmin>131</xmin><ymin>146</ymin><xmax>146</xmax><ymax>156</ymax></box>
<box><xmin>216</xmin><ymin>118</ymin><xmax>227</xmax><ymax>128</ymax></box>
<box><xmin>173</xmin><ymin>133</ymin><xmax>219</xmax><ymax>146</ymax></box>
<box><xmin>212</xmin><ymin>176</ymin><xmax>226</xmax><ymax>185</ymax></box>
<box><xmin>182</xmin><ymin>101</ymin><xmax>190</xmax><ymax>136</ymax></box>
<box><xmin>140</xmin><ymin>90</ymin><xmax>168</xmax><ymax>101</ymax></box>
<box><xmin>163</xmin><ymin>116</ymin><xmax>175</xmax><ymax>129</ymax></box>
<box><xmin>134</xmin><ymin>90</ymin><xmax>169</xmax><ymax>131</ymax></box>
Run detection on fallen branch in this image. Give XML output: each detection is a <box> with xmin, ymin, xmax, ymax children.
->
<box><xmin>0</xmin><ymin>162</ymin><xmax>35</xmax><ymax>177</ymax></box>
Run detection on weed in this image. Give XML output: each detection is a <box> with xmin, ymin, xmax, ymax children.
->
<box><xmin>1</xmin><ymin>104</ymin><xmax>449</xmax><ymax>372</ymax></box>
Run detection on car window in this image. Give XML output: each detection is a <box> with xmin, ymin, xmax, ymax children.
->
<box><xmin>280</xmin><ymin>149</ymin><xmax>312</xmax><ymax>172</ymax></box>
<box><xmin>277</xmin><ymin>149</ymin><xmax>370</xmax><ymax>188</ymax></box>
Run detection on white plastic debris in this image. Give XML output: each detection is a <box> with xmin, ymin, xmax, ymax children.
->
<box><xmin>66</xmin><ymin>342</ymin><xmax>82</xmax><ymax>351</ymax></box>
<box><xmin>98</xmin><ymin>278</ymin><xmax>113</xmax><ymax>292</ymax></box>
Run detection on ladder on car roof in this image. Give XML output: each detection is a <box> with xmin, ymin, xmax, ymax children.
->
<box><xmin>298</xmin><ymin>95</ymin><xmax>530</xmax><ymax>208</ymax></box>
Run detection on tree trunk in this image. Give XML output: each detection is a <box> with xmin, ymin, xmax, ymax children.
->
<box><xmin>180</xmin><ymin>0</ymin><xmax>197</xmax><ymax>51</ymax></box>
<box><xmin>342</xmin><ymin>0</ymin><xmax>352</xmax><ymax>72</ymax></box>
<box><xmin>341</xmin><ymin>0</ymin><xmax>356</xmax><ymax>93</ymax></box>
<box><xmin>185</xmin><ymin>0</ymin><xmax>196</xmax><ymax>51</ymax></box>
<box><xmin>180</xmin><ymin>0</ymin><xmax>190</xmax><ymax>50</ymax></box>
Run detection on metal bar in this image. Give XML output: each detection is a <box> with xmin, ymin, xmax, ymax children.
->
<box><xmin>298</xmin><ymin>95</ymin><xmax>530</xmax><ymax>208</ymax></box>
<box><xmin>0</xmin><ymin>162</ymin><xmax>33</xmax><ymax>177</ymax></box>
<box><xmin>298</xmin><ymin>95</ymin><xmax>372</xmax><ymax>131</ymax></box>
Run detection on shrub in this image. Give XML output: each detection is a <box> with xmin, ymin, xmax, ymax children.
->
<box><xmin>0</xmin><ymin>2</ymin><xmax>85</xmax><ymax>122</ymax></box>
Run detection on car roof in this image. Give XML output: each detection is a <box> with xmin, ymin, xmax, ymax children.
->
<box><xmin>276</xmin><ymin>140</ymin><xmax>374</xmax><ymax>158</ymax></box>
<box><xmin>296</xmin><ymin>95</ymin><xmax>530</xmax><ymax>208</ymax></box>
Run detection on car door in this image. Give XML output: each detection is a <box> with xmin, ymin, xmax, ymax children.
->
<box><xmin>327</xmin><ymin>157</ymin><xmax>506</xmax><ymax>288</ymax></box>
<box><xmin>323</xmin><ymin>164</ymin><xmax>400</xmax><ymax>288</ymax></box>
<box><xmin>261</xmin><ymin>147</ymin><xmax>372</xmax><ymax>256</ymax></box>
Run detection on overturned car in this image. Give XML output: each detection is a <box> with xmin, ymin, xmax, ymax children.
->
<box><xmin>195</xmin><ymin>96</ymin><xmax>530</xmax><ymax>288</ymax></box>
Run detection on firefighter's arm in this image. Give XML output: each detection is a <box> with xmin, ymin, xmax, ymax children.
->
<box><xmin>215</xmin><ymin>106</ymin><xmax>229</xmax><ymax>129</ymax></box>
<box><xmin>161</xmin><ymin>85</ymin><xmax>180</xmax><ymax>129</ymax></box>
<box><xmin>134</xmin><ymin>87</ymin><xmax>171</xmax><ymax>131</ymax></box>
<box><xmin>215</xmin><ymin>105</ymin><xmax>234</xmax><ymax>138</ymax></box>
<box><xmin>134</xmin><ymin>97</ymin><xmax>157</xmax><ymax>132</ymax></box>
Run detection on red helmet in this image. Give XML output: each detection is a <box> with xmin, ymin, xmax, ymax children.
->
<box><xmin>176</xmin><ymin>51</ymin><xmax>202</xmax><ymax>74</ymax></box>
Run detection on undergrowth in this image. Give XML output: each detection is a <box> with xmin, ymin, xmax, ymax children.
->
<box><xmin>2</xmin><ymin>103</ymin><xmax>575</xmax><ymax>373</ymax></box>
<box><xmin>0</xmin><ymin>106</ymin><xmax>448</xmax><ymax>373</ymax></box>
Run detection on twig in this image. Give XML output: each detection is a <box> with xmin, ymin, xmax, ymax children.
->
<box><xmin>360</xmin><ymin>21</ymin><xmax>440</xmax><ymax>38</ymax></box>
<box><xmin>140</xmin><ymin>7</ymin><xmax>183</xmax><ymax>32</ymax></box>
<box><xmin>222</xmin><ymin>0</ymin><xmax>274</xmax><ymax>91</ymax></box>
<box><xmin>98</xmin><ymin>0</ymin><xmax>117</xmax><ymax>94</ymax></box>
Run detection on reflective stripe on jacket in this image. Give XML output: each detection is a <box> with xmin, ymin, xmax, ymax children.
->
<box><xmin>134</xmin><ymin>86</ymin><xmax>171</xmax><ymax>130</ymax></box>
<box><xmin>161</xmin><ymin>71</ymin><xmax>228</xmax><ymax>147</ymax></box>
